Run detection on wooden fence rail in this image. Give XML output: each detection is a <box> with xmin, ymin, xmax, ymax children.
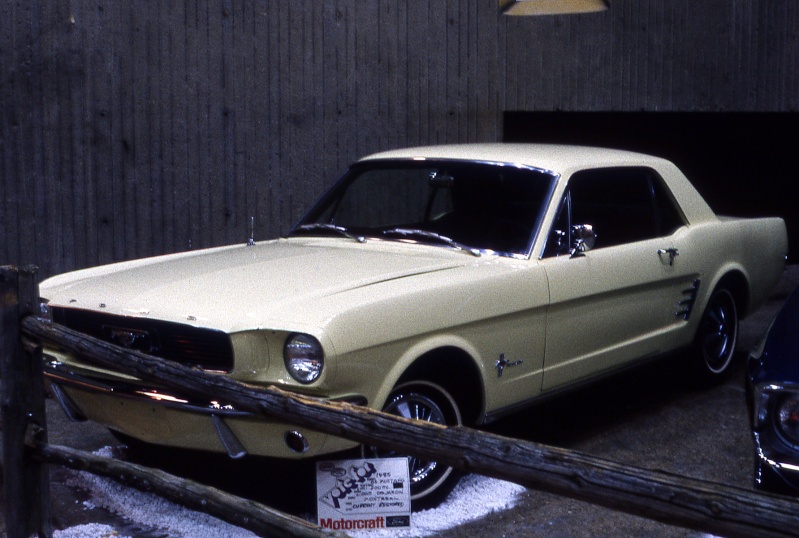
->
<box><xmin>5</xmin><ymin>264</ymin><xmax>799</xmax><ymax>537</ymax></box>
<box><xmin>32</xmin><ymin>441</ymin><xmax>345</xmax><ymax>538</ymax></box>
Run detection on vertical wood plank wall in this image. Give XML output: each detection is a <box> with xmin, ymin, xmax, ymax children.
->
<box><xmin>2</xmin><ymin>1</ymin><xmax>798</xmax><ymax>277</ymax></box>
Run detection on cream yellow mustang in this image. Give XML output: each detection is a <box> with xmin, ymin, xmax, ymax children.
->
<box><xmin>40</xmin><ymin>144</ymin><xmax>788</xmax><ymax>507</ymax></box>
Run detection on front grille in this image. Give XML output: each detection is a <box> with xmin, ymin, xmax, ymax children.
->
<box><xmin>51</xmin><ymin>307</ymin><xmax>234</xmax><ymax>373</ymax></box>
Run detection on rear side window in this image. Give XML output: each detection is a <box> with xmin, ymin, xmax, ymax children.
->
<box><xmin>549</xmin><ymin>167</ymin><xmax>684</xmax><ymax>252</ymax></box>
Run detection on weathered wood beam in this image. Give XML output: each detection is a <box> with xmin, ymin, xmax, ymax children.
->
<box><xmin>1</xmin><ymin>267</ymin><xmax>52</xmax><ymax>538</ymax></box>
<box><xmin>22</xmin><ymin>315</ymin><xmax>799</xmax><ymax>538</ymax></box>
<box><xmin>30</xmin><ymin>441</ymin><xmax>346</xmax><ymax>538</ymax></box>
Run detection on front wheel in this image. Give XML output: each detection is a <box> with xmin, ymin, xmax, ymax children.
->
<box><xmin>693</xmin><ymin>287</ymin><xmax>738</xmax><ymax>382</ymax></box>
<box><xmin>363</xmin><ymin>381</ymin><xmax>462</xmax><ymax>509</ymax></box>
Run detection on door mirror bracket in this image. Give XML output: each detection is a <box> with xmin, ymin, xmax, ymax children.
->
<box><xmin>570</xmin><ymin>224</ymin><xmax>596</xmax><ymax>257</ymax></box>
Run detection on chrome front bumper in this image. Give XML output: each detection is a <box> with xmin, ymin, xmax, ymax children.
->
<box><xmin>43</xmin><ymin>359</ymin><xmax>359</xmax><ymax>459</ymax></box>
<box><xmin>753</xmin><ymin>430</ymin><xmax>799</xmax><ymax>495</ymax></box>
<box><xmin>45</xmin><ymin>360</ymin><xmax>253</xmax><ymax>459</ymax></box>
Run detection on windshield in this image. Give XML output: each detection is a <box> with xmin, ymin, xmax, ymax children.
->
<box><xmin>292</xmin><ymin>160</ymin><xmax>556</xmax><ymax>257</ymax></box>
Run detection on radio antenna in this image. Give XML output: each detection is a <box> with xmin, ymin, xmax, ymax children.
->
<box><xmin>247</xmin><ymin>216</ymin><xmax>255</xmax><ymax>246</ymax></box>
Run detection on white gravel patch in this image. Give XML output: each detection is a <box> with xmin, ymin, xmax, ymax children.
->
<box><xmin>350</xmin><ymin>473</ymin><xmax>526</xmax><ymax>537</ymax></box>
<box><xmin>55</xmin><ymin>524</ymin><xmax>131</xmax><ymax>538</ymax></box>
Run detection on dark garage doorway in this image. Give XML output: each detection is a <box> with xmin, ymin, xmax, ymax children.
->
<box><xmin>504</xmin><ymin>112</ymin><xmax>798</xmax><ymax>262</ymax></box>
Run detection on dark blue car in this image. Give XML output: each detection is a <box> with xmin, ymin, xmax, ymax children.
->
<box><xmin>747</xmin><ymin>285</ymin><xmax>799</xmax><ymax>495</ymax></box>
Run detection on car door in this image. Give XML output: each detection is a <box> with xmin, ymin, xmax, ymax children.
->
<box><xmin>540</xmin><ymin>167</ymin><xmax>693</xmax><ymax>391</ymax></box>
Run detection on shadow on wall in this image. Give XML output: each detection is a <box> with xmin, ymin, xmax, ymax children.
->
<box><xmin>504</xmin><ymin>112</ymin><xmax>798</xmax><ymax>263</ymax></box>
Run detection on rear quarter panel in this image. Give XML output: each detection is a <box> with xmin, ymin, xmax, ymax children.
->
<box><xmin>713</xmin><ymin>216</ymin><xmax>788</xmax><ymax>317</ymax></box>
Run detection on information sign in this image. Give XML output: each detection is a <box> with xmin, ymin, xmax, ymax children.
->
<box><xmin>316</xmin><ymin>457</ymin><xmax>411</xmax><ymax>531</ymax></box>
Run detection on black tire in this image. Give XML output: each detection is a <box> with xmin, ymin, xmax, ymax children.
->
<box><xmin>363</xmin><ymin>381</ymin><xmax>463</xmax><ymax>510</ymax></box>
<box><xmin>693</xmin><ymin>287</ymin><xmax>738</xmax><ymax>382</ymax></box>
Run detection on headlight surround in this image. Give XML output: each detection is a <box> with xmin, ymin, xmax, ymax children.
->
<box><xmin>776</xmin><ymin>395</ymin><xmax>799</xmax><ymax>446</ymax></box>
<box><xmin>284</xmin><ymin>333</ymin><xmax>324</xmax><ymax>384</ymax></box>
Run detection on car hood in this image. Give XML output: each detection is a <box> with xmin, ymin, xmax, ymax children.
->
<box><xmin>40</xmin><ymin>238</ymin><xmax>468</xmax><ymax>333</ymax></box>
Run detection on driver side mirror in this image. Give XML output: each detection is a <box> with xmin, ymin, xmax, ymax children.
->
<box><xmin>570</xmin><ymin>224</ymin><xmax>596</xmax><ymax>257</ymax></box>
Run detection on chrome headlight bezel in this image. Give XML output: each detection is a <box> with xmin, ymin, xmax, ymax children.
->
<box><xmin>776</xmin><ymin>394</ymin><xmax>799</xmax><ymax>447</ymax></box>
<box><xmin>283</xmin><ymin>333</ymin><xmax>324</xmax><ymax>384</ymax></box>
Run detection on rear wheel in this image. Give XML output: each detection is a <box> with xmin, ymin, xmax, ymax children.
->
<box><xmin>363</xmin><ymin>381</ymin><xmax>462</xmax><ymax>509</ymax></box>
<box><xmin>693</xmin><ymin>287</ymin><xmax>738</xmax><ymax>382</ymax></box>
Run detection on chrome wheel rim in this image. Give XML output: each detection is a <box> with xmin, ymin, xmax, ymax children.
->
<box><xmin>701</xmin><ymin>290</ymin><xmax>737</xmax><ymax>374</ymax></box>
<box><xmin>364</xmin><ymin>382</ymin><xmax>461</xmax><ymax>502</ymax></box>
<box><xmin>379</xmin><ymin>392</ymin><xmax>446</xmax><ymax>486</ymax></box>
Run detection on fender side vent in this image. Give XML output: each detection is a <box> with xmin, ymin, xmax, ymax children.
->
<box><xmin>676</xmin><ymin>279</ymin><xmax>701</xmax><ymax>320</ymax></box>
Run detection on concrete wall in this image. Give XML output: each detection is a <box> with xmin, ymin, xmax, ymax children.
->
<box><xmin>2</xmin><ymin>1</ymin><xmax>797</xmax><ymax>276</ymax></box>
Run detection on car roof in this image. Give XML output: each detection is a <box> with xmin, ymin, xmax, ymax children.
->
<box><xmin>358</xmin><ymin>143</ymin><xmax>667</xmax><ymax>175</ymax></box>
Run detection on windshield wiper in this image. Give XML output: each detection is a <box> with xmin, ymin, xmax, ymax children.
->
<box><xmin>382</xmin><ymin>228</ymin><xmax>481</xmax><ymax>257</ymax></box>
<box><xmin>292</xmin><ymin>223</ymin><xmax>366</xmax><ymax>243</ymax></box>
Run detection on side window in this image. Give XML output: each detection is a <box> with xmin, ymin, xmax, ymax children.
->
<box><xmin>544</xmin><ymin>167</ymin><xmax>685</xmax><ymax>255</ymax></box>
<box><xmin>651</xmin><ymin>176</ymin><xmax>685</xmax><ymax>237</ymax></box>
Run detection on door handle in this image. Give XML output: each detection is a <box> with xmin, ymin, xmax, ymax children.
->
<box><xmin>658</xmin><ymin>247</ymin><xmax>679</xmax><ymax>266</ymax></box>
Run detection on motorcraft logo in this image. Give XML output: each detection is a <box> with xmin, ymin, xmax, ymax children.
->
<box><xmin>317</xmin><ymin>515</ymin><xmax>412</xmax><ymax>530</ymax></box>
<box><xmin>316</xmin><ymin>458</ymin><xmax>411</xmax><ymax>529</ymax></box>
<box><xmin>319</xmin><ymin>516</ymin><xmax>386</xmax><ymax>531</ymax></box>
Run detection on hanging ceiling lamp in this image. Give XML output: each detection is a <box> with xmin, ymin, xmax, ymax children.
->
<box><xmin>499</xmin><ymin>0</ymin><xmax>609</xmax><ymax>16</ymax></box>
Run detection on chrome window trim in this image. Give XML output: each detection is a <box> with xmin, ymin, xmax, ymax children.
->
<box><xmin>294</xmin><ymin>157</ymin><xmax>559</xmax><ymax>261</ymax></box>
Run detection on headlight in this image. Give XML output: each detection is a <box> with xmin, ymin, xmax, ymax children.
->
<box><xmin>284</xmin><ymin>333</ymin><xmax>324</xmax><ymax>384</ymax></box>
<box><xmin>776</xmin><ymin>395</ymin><xmax>799</xmax><ymax>446</ymax></box>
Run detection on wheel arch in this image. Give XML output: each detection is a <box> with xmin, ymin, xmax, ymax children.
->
<box><xmin>709</xmin><ymin>269</ymin><xmax>750</xmax><ymax>318</ymax></box>
<box><xmin>394</xmin><ymin>346</ymin><xmax>485</xmax><ymax>427</ymax></box>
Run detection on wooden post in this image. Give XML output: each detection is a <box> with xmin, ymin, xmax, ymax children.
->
<box><xmin>1</xmin><ymin>266</ymin><xmax>51</xmax><ymax>537</ymax></box>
